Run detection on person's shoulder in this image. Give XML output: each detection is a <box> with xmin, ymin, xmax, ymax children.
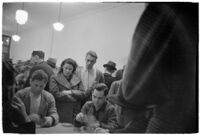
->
<box><xmin>42</xmin><ymin>90</ymin><xmax>56</xmax><ymax>102</ymax></box>
<box><xmin>42</xmin><ymin>90</ymin><xmax>54</xmax><ymax>97</ymax></box>
<box><xmin>16</xmin><ymin>87</ymin><xmax>30</xmax><ymax>94</ymax></box>
<box><xmin>105</xmin><ymin>101</ymin><xmax>115</xmax><ymax>110</ymax></box>
<box><xmin>112</xmin><ymin>80</ymin><xmax>121</xmax><ymax>85</ymax></box>
<box><xmin>51</xmin><ymin>74</ymin><xmax>58</xmax><ymax>79</ymax></box>
<box><xmin>15</xmin><ymin>87</ymin><xmax>30</xmax><ymax>97</ymax></box>
<box><xmin>95</xmin><ymin>68</ymin><xmax>103</xmax><ymax>74</ymax></box>
<box><xmin>84</xmin><ymin>101</ymin><xmax>93</xmax><ymax>106</ymax></box>
<box><xmin>34</xmin><ymin>62</ymin><xmax>53</xmax><ymax>71</ymax></box>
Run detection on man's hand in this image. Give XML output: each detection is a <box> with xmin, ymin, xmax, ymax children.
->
<box><xmin>86</xmin><ymin>115</ymin><xmax>99</xmax><ymax>128</ymax></box>
<box><xmin>11</xmin><ymin>96</ymin><xmax>30</xmax><ymax>122</ymax></box>
<box><xmin>75</xmin><ymin>112</ymin><xmax>85</xmax><ymax>122</ymax></box>
<box><xmin>62</xmin><ymin>90</ymin><xmax>72</xmax><ymax>95</ymax></box>
<box><xmin>28</xmin><ymin>113</ymin><xmax>41</xmax><ymax>124</ymax></box>
<box><xmin>95</xmin><ymin>127</ymin><xmax>109</xmax><ymax>133</ymax></box>
<box><xmin>40</xmin><ymin>116</ymin><xmax>53</xmax><ymax>127</ymax></box>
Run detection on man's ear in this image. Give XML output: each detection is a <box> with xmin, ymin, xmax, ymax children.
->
<box><xmin>94</xmin><ymin>59</ymin><xmax>97</xmax><ymax>64</ymax></box>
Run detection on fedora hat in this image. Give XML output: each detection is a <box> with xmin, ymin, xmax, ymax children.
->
<box><xmin>47</xmin><ymin>58</ymin><xmax>57</xmax><ymax>68</ymax></box>
<box><xmin>103</xmin><ymin>61</ymin><xmax>116</xmax><ymax>70</ymax></box>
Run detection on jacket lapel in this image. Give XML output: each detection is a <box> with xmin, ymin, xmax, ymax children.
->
<box><xmin>54</xmin><ymin>73</ymin><xmax>72</xmax><ymax>89</ymax></box>
<box><xmin>38</xmin><ymin>91</ymin><xmax>47</xmax><ymax>117</ymax></box>
<box><xmin>70</xmin><ymin>74</ymin><xmax>81</xmax><ymax>87</ymax></box>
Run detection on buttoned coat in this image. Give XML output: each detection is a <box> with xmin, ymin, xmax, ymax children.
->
<box><xmin>50</xmin><ymin>73</ymin><xmax>86</xmax><ymax>123</ymax></box>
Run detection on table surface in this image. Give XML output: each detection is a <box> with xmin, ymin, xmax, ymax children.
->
<box><xmin>36</xmin><ymin>123</ymin><xmax>81</xmax><ymax>134</ymax></box>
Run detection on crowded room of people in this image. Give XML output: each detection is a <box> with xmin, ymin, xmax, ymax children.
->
<box><xmin>2</xmin><ymin>2</ymin><xmax>198</xmax><ymax>134</ymax></box>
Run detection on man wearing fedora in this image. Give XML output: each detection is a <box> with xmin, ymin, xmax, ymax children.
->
<box><xmin>103</xmin><ymin>61</ymin><xmax>117</xmax><ymax>89</ymax></box>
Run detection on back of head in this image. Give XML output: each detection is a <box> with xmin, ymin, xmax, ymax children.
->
<box><xmin>47</xmin><ymin>57</ymin><xmax>57</xmax><ymax>68</ymax></box>
<box><xmin>32</xmin><ymin>50</ymin><xmax>45</xmax><ymax>60</ymax></box>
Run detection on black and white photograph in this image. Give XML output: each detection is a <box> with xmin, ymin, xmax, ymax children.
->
<box><xmin>2</xmin><ymin>1</ymin><xmax>198</xmax><ymax>133</ymax></box>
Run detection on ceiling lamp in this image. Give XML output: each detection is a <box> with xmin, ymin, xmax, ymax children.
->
<box><xmin>53</xmin><ymin>22</ymin><xmax>64</xmax><ymax>31</ymax></box>
<box><xmin>15</xmin><ymin>3</ymin><xmax>28</xmax><ymax>25</ymax></box>
<box><xmin>12</xmin><ymin>34</ymin><xmax>21</xmax><ymax>42</ymax></box>
<box><xmin>12</xmin><ymin>23</ymin><xmax>21</xmax><ymax>42</ymax></box>
<box><xmin>53</xmin><ymin>2</ymin><xmax>64</xmax><ymax>31</ymax></box>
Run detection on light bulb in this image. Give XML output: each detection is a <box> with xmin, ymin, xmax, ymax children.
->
<box><xmin>53</xmin><ymin>22</ymin><xmax>64</xmax><ymax>31</ymax></box>
<box><xmin>12</xmin><ymin>34</ymin><xmax>21</xmax><ymax>42</ymax></box>
<box><xmin>15</xmin><ymin>9</ymin><xmax>28</xmax><ymax>25</ymax></box>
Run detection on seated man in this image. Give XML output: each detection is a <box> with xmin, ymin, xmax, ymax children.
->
<box><xmin>14</xmin><ymin>70</ymin><xmax>59</xmax><ymax>127</ymax></box>
<box><xmin>74</xmin><ymin>83</ymin><xmax>118</xmax><ymax>131</ymax></box>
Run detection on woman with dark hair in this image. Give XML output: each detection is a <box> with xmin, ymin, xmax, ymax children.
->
<box><xmin>50</xmin><ymin>58</ymin><xmax>86</xmax><ymax>123</ymax></box>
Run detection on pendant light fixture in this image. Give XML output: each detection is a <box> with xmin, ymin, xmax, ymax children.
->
<box><xmin>53</xmin><ymin>2</ymin><xmax>64</xmax><ymax>31</ymax></box>
<box><xmin>12</xmin><ymin>23</ymin><xmax>21</xmax><ymax>42</ymax></box>
<box><xmin>15</xmin><ymin>2</ymin><xmax>28</xmax><ymax>25</ymax></box>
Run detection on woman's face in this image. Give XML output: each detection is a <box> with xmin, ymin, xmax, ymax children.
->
<box><xmin>62</xmin><ymin>63</ymin><xmax>74</xmax><ymax>78</ymax></box>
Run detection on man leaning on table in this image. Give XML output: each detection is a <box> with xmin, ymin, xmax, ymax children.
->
<box><xmin>14</xmin><ymin>70</ymin><xmax>59</xmax><ymax>127</ymax></box>
<box><xmin>74</xmin><ymin>83</ymin><xmax>118</xmax><ymax>131</ymax></box>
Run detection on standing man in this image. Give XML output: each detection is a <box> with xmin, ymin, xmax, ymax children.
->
<box><xmin>78</xmin><ymin>50</ymin><xmax>104</xmax><ymax>101</ymax></box>
<box><xmin>25</xmin><ymin>51</ymin><xmax>54</xmax><ymax>91</ymax></box>
<box><xmin>103</xmin><ymin>61</ymin><xmax>117</xmax><ymax>89</ymax></box>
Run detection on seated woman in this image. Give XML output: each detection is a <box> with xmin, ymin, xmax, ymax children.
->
<box><xmin>50</xmin><ymin>58</ymin><xmax>87</xmax><ymax>123</ymax></box>
<box><xmin>14</xmin><ymin>70</ymin><xmax>59</xmax><ymax>128</ymax></box>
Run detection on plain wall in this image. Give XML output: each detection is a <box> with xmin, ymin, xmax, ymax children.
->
<box><xmin>9</xmin><ymin>3</ymin><xmax>145</xmax><ymax>71</ymax></box>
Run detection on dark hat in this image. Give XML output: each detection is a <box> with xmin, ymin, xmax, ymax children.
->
<box><xmin>108</xmin><ymin>84</ymin><xmax>146</xmax><ymax>111</ymax></box>
<box><xmin>103</xmin><ymin>61</ymin><xmax>116</xmax><ymax>70</ymax></box>
<box><xmin>47</xmin><ymin>58</ymin><xmax>57</xmax><ymax>68</ymax></box>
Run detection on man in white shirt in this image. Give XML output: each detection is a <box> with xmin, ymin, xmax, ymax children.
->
<box><xmin>78</xmin><ymin>50</ymin><xmax>104</xmax><ymax>101</ymax></box>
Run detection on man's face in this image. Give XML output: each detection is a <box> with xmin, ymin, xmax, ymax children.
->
<box><xmin>30</xmin><ymin>79</ymin><xmax>46</xmax><ymax>95</ymax></box>
<box><xmin>85</xmin><ymin>55</ymin><xmax>96</xmax><ymax>70</ymax></box>
<box><xmin>92</xmin><ymin>89</ymin><xmax>106</xmax><ymax>110</ymax></box>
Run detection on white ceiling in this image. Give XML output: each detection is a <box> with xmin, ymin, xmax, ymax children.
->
<box><xmin>3</xmin><ymin>2</ymin><xmax>128</xmax><ymax>35</ymax></box>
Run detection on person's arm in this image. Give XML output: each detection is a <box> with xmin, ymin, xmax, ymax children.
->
<box><xmin>99</xmin><ymin>105</ymin><xmax>118</xmax><ymax>130</ymax></box>
<box><xmin>108</xmin><ymin>81</ymin><xmax>117</xmax><ymax>97</ymax></box>
<box><xmin>42</xmin><ymin>94</ymin><xmax>59</xmax><ymax>127</ymax></box>
<box><xmin>74</xmin><ymin>101</ymin><xmax>90</xmax><ymax>127</ymax></box>
<box><xmin>11</xmin><ymin>95</ymin><xmax>31</xmax><ymax>124</ymax></box>
<box><xmin>49</xmin><ymin>76</ymin><xmax>76</xmax><ymax>102</ymax></box>
<box><xmin>49</xmin><ymin>75</ymin><xmax>66</xmax><ymax>98</ymax></box>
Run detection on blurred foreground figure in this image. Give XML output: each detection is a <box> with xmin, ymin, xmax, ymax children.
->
<box><xmin>3</xmin><ymin>59</ymin><xmax>35</xmax><ymax>133</ymax></box>
<box><xmin>109</xmin><ymin>3</ymin><xmax>197</xmax><ymax>133</ymax></box>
